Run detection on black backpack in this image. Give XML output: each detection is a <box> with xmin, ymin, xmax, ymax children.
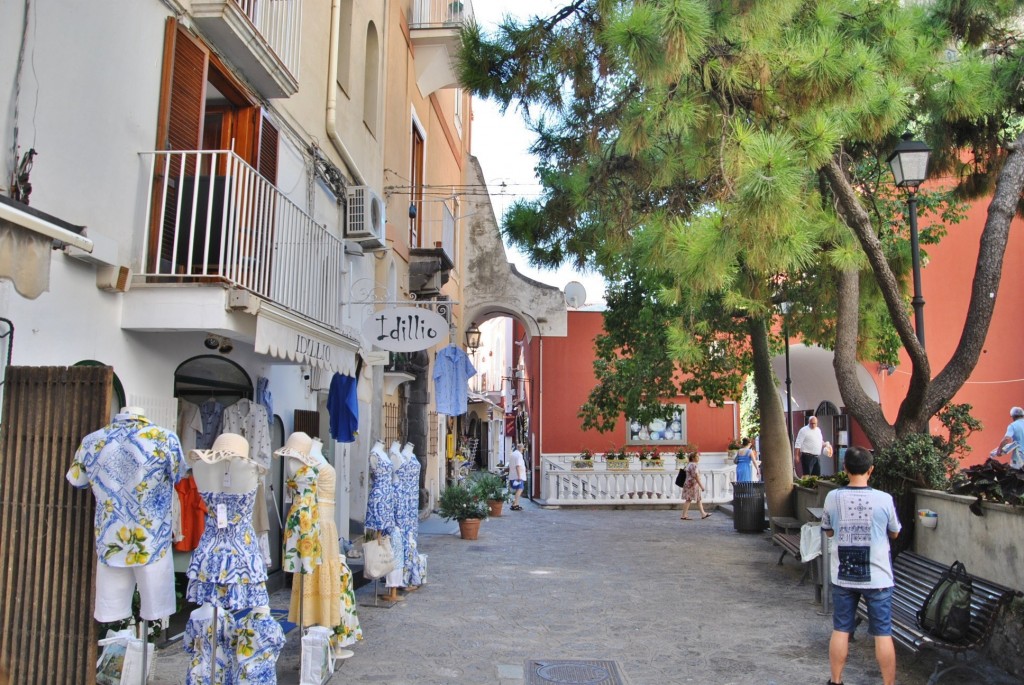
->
<box><xmin>917</xmin><ymin>560</ymin><xmax>973</xmax><ymax>642</ymax></box>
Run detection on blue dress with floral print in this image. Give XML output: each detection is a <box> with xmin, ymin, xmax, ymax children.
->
<box><xmin>364</xmin><ymin>451</ymin><xmax>396</xmax><ymax>533</ymax></box>
<box><xmin>187</xmin><ymin>488</ymin><xmax>269</xmax><ymax>610</ymax></box>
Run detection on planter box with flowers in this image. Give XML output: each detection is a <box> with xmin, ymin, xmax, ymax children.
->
<box><xmin>604</xmin><ymin>447</ymin><xmax>631</xmax><ymax>470</ymax></box>
<box><xmin>638</xmin><ymin>447</ymin><xmax>663</xmax><ymax>470</ymax></box>
<box><xmin>572</xmin><ymin>448</ymin><xmax>595</xmax><ymax>470</ymax></box>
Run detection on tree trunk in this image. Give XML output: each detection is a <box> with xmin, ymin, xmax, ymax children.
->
<box><xmin>749</xmin><ymin>316</ymin><xmax>793</xmax><ymax>518</ymax></box>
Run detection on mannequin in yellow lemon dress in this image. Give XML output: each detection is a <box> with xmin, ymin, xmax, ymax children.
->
<box><xmin>288</xmin><ymin>439</ymin><xmax>362</xmax><ymax>652</ymax></box>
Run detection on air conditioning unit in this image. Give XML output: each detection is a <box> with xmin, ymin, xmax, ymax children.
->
<box><xmin>345</xmin><ymin>186</ymin><xmax>385</xmax><ymax>248</ymax></box>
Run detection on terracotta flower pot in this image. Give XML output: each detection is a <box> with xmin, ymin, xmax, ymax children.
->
<box><xmin>458</xmin><ymin>518</ymin><xmax>482</xmax><ymax>540</ymax></box>
<box><xmin>487</xmin><ymin>499</ymin><xmax>504</xmax><ymax>517</ymax></box>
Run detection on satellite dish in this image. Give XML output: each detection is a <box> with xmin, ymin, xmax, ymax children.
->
<box><xmin>564</xmin><ymin>281</ymin><xmax>587</xmax><ymax>308</ymax></box>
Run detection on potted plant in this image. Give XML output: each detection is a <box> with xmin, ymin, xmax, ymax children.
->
<box><xmin>727</xmin><ymin>439</ymin><xmax>741</xmax><ymax>460</ymax></box>
<box><xmin>438</xmin><ymin>483</ymin><xmax>489</xmax><ymax>539</ymax></box>
<box><xmin>676</xmin><ymin>444</ymin><xmax>698</xmax><ymax>463</ymax></box>
<box><xmin>605</xmin><ymin>446</ymin><xmax>630</xmax><ymax>470</ymax></box>
<box><xmin>572</xmin><ymin>448</ymin><xmax>595</xmax><ymax>469</ymax></box>
<box><xmin>470</xmin><ymin>471</ymin><xmax>510</xmax><ymax>517</ymax></box>
<box><xmin>639</xmin><ymin>446</ymin><xmax>663</xmax><ymax>469</ymax></box>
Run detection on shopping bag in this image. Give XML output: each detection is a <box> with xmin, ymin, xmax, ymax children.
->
<box><xmin>362</xmin><ymin>535</ymin><xmax>396</xmax><ymax>579</ymax></box>
<box><xmin>96</xmin><ymin>629</ymin><xmax>154</xmax><ymax>685</ymax></box>
<box><xmin>300</xmin><ymin>626</ymin><xmax>334</xmax><ymax>685</ymax></box>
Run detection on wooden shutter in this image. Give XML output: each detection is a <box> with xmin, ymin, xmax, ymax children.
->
<box><xmin>150</xmin><ymin>20</ymin><xmax>209</xmax><ymax>272</ymax></box>
<box><xmin>294</xmin><ymin>409</ymin><xmax>320</xmax><ymax>439</ymax></box>
<box><xmin>257</xmin><ymin>114</ymin><xmax>279</xmax><ymax>184</ymax></box>
<box><xmin>0</xmin><ymin>366</ymin><xmax>113</xmax><ymax>685</ymax></box>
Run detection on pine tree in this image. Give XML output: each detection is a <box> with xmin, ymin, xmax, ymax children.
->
<box><xmin>461</xmin><ymin>0</ymin><xmax>1024</xmax><ymax>515</ymax></box>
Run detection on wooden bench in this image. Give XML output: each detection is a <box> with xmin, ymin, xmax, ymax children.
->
<box><xmin>770</xmin><ymin>516</ymin><xmax>812</xmax><ymax>584</ymax></box>
<box><xmin>855</xmin><ymin>551</ymin><xmax>1021</xmax><ymax>684</ymax></box>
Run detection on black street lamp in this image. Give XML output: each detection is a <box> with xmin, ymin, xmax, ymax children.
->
<box><xmin>887</xmin><ymin>133</ymin><xmax>932</xmax><ymax>348</ymax></box>
<box><xmin>780</xmin><ymin>301</ymin><xmax>793</xmax><ymax>442</ymax></box>
<box><xmin>465</xmin><ymin>323</ymin><xmax>482</xmax><ymax>352</ymax></box>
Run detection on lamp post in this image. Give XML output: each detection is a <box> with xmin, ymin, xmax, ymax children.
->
<box><xmin>887</xmin><ymin>133</ymin><xmax>932</xmax><ymax>348</ymax></box>
<box><xmin>780</xmin><ymin>301</ymin><xmax>793</xmax><ymax>442</ymax></box>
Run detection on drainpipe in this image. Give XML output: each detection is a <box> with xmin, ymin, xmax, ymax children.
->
<box><xmin>327</xmin><ymin>0</ymin><xmax>365</xmax><ymax>186</ymax></box>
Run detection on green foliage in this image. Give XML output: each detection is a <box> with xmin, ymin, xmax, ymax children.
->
<box><xmin>951</xmin><ymin>459</ymin><xmax>1024</xmax><ymax>507</ymax></box>
<box><xmin>437</xmin><ymin>484</ymin><xmax>490</xmax><ymax>521</ymax></box>
<box><xmin>462</xmin><ymin>0</ymin><xmax>1024</xmax><ymax>451</ymax></box>
<box><xmin>469</xmin><ymin>471</ymin><xmax>510</xmax><ymax>503</ymax></box>
<box><xmin>935</xmin><ymin>402</ymin><xmax>983</xmax><ymax>458</ymax></box>
<box><xmin>739</xmin><ymin>375</ymin><xmax>760</xmax><ymax>440</ymax></box>
<box><xmin>872</xmin><ymin>433</ymin><xmax>960</xmax><ymax>498</ymax></box>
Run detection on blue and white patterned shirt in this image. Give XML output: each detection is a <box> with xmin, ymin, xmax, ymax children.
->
<box><xmin>432</xmin><ymin>345</ymin><xmax>476</xmax><ymax>416</ymax></box>
<box><xmin>67</xmin><ymin>413</ymin><xmax>187</xmax><ymax>567</ymax></box>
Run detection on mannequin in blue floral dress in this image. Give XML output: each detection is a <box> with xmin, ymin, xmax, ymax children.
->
<box><xmin>185</xmin><ymin>433</ymin><xmax>284</xmax><ymax>684</ymax></box>
<box><xmin>733</xmin><ymin>438</ymin><xmax>760</xmax><ymax>482</ymax></box>
<box><xmin>397</xmin><ymin>442</ymin><xmax>424</xmax><ymax>588</ymax></box>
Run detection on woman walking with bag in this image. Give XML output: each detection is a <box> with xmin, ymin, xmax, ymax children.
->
<box><xmin>680</xmin><ymin>452</ymin><xmax>710</xmax><ymax>520</ymax></box>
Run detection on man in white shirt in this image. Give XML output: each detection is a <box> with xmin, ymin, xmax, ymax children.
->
<box><xmin>794</xmin><ymin>416</ymin><xmax>824</xmax><ymax>476</ymax></box>
<box><xmin>508</xmin><ymin>444</ymin><xmax>527</xmax><ymax>511</ymax></box>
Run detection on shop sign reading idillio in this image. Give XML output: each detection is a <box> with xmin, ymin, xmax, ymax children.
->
<box><xmin>362</xmin><ymin>307</ymin><xmax>449</xmax><ymax>352</ymax></box>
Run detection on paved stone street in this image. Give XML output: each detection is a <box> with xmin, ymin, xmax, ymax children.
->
<box><xmin>149</xmin><ymin>503</ymin><xmax>1016</xmax><ymax>684</ymax></box>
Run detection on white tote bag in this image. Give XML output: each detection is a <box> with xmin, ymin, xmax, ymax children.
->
<box><xmin>362</xmin><ymin>535</ymin><xmax>396</xmax><ymax>579</ymax></box>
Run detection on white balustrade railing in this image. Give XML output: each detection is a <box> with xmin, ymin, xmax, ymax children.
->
<box><xmin>540</xmin><ymin>454</ymin><xmax>738</xmax><ymax>506</ymax></box>
<box><xmin>410</xmin><ymin>0</ymin><xmax>475</xmax><ymax>27</ymax></box>
<box><xmin>140</xmin><ymin>150</ymin><xmax>344</xmax><ymax>329</ymax></box>
<box><xmin>234</xmin><ymin>0</ymin><xmax>301</xmax><ymax>79</ymax></box>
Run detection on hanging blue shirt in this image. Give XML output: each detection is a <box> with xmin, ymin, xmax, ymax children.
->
<box><xmin>327</xmin><ymin>373</ymin><xmax>359</xmax><ymax>442</ymax></box>
<box><xmin>432</xmin><ymin>344</ymin><xmax>476</xmax><ymax>416</ymax></box>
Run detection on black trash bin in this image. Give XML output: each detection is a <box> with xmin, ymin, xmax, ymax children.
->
<box><xmin>733</xmin><ymin>481</ymin><xmax>766</xmax><ymax>532</ymax></box>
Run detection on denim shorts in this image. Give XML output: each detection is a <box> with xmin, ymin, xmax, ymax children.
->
<box><xmin>509</xmin><ymin>479</ymin><xmax>525</xmax><ymax>491</ymax></box>
<box><xmin>832</xmin><ymin>585</ymin><xmax>893</xmax><ymax>636</ymax></box>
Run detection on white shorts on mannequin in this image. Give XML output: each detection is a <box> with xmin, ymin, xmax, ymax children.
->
<box><xmin>95</xmin><ymin>552</ymin><xmax>176</xmax><ymax>622</ymax></box>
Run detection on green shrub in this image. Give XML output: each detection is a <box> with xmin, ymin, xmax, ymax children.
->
<box><xmin>469</xmin><ymin>471</ymin><xmax>510</xmax><ymax>502</ymax></box>
<box><xmin>438</xmin><ymin>483</ymin><xmax>490</xmax><ymax>521</ymax></box>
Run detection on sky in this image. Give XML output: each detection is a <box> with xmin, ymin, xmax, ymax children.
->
<box><xmin>469</xmin><ymin>1</ymin><xmax>607</xmax><ymax>306</ymax></box>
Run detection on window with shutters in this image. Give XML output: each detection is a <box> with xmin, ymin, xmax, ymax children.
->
<box><xmin>149</xmin><ymin>19</ymin><xmax>279</xmax><ymax>276</ymax></box>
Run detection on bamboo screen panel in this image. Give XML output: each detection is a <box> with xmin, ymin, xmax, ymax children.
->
<box><xmin>0</xmin><ymin>365</ymin><xmax>112</xmax><ymax>685</ymax></box>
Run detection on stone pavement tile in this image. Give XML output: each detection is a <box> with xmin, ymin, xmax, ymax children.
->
<box><xmin>149</xmin><ymin>503</ymin><xmax>1017</xmax><ymax>684</ymax></box>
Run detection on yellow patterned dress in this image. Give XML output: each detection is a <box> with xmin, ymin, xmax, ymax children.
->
<box><xmin>283</xmin><ymin>462</ymin><xmax>321</xmax><ymax>574</ymax></box>
<box><xmin>288</xmin><ymin>462</ymin><xmax>362</xmax><ymax>645</ymax></box>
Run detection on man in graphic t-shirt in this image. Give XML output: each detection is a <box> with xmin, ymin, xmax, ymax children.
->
<box><xmin>821</xmin><ymin>446</ymin><xmax>901</xmax><ymax>685</ymax></box>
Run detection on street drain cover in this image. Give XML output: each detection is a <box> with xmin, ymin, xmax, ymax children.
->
<box><xmin>524</xmin><ymin>659</ymin><xmax>625</xmax><ymax>685</ymax></box>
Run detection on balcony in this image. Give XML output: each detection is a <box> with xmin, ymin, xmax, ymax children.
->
<box><xmin>407</xmin><ymin>0</ymin><xmax>475</xmax><ymax>95</ymax></box>
<box><xmin>192</xmin><ymin>0</ymin><xmax>301</xmax><ymax>98</ymax></box>
<box><xmin>140</xmin><ymin>149</ymin><xmax>344</xmax><ymax>330</ymax></box>
<box><xmin>409</xmin><ymin>196</ymin><xmax>457</xmax><ymax>296</ymax></box>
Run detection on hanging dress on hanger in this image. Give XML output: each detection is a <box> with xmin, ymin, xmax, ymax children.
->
<box><xmin>283</xmin><ymin>462</ymin><xmax>322</xmax><ymax>574</ymax></box>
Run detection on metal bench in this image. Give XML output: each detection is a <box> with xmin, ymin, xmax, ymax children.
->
<box><xmin>855</xmin><ymin>551</ymin><xmax>1020</xmax><ymax>685</ymax></box>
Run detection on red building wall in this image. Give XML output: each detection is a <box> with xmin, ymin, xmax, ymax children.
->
<box><xmin>529</xmin><ymin>311</ymin><xmax>739</xmax><ymax>457</ymax></box>
<box><xmin>874</xmin><ymin>195</ymin><xmax>1024</xmax><ymax>465</ymax></box>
